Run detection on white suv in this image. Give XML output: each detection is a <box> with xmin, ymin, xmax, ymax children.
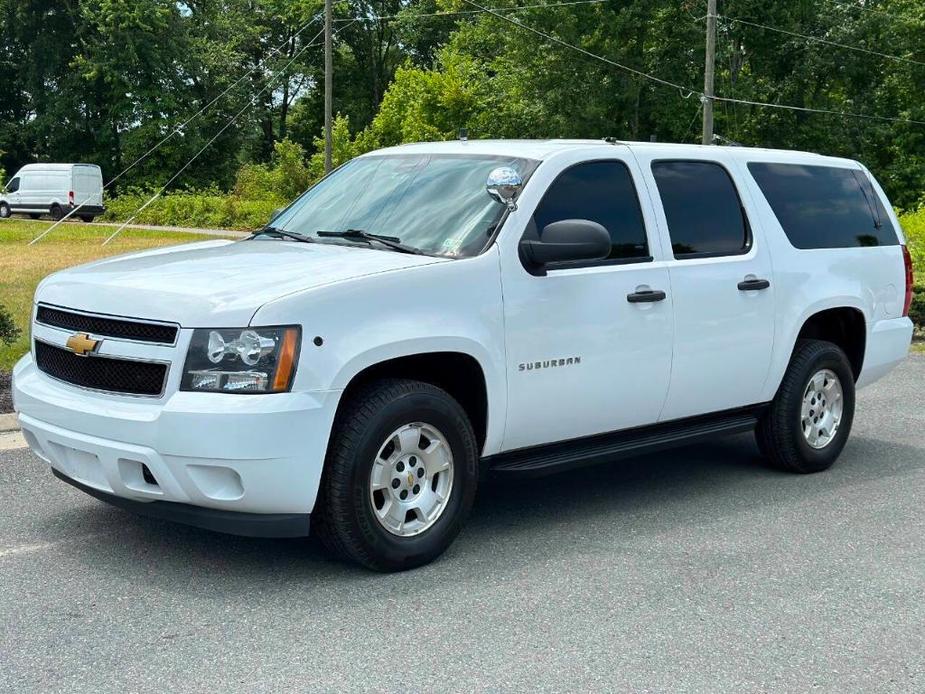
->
<box><xmin>12</xmin><ymin>140</ymin><xmax>915</xmax><ymax>571</ymax></box>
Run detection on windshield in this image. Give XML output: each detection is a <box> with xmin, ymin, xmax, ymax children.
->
<box><xmin>271</xmin><ymin>153</ymin><xmax>537</xmax><ymax>257</ymax></box>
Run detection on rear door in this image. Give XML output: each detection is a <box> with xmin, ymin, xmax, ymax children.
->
<box><xmin>74</xmin><ymin>166</ymin><xmax>103</xmax><ymax>207</ymax></box>
<box><xmin>634</xmin><ymin>153</ymin><xmax>776</xmax><ymax>421</ymax></box>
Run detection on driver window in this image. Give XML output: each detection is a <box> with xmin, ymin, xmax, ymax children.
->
<box><xmin>532</xmin><ymin>161</ymin><xmax>650</xmax><ymax>263</ymax></box>
<box><xmin>6</xmin><ymin>177</ymin><xmax>19</xmax><ymax>193</ymax></box>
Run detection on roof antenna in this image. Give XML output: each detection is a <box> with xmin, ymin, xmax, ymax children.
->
<box><xmin>458</xmin><ymin>127</ymin><xmax>468</xmax><ymax>142</ymax></box>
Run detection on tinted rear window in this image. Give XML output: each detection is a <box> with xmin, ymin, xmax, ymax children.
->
<box><xmin>748</xmin><ymin>163</ymin><xmax>897</xmax><ymax>249</ymax></box>
<box><xmin>651</xmin><ymin>161</ymin><xmax>750</xmax><ymax>257</ymax></box>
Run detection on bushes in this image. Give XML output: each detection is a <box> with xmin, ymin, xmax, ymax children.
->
<box><xmin>0</xmin><ymin>305</ymin><xmax>20</xmax><ymax>346</ymax></box>
<box><xmin>234</xmin><ymin>139</ymin><xmax>312</xmax><ymax>202</ymax></box>
<box><xmin>102</xmin><ymin>188</ymin><xmax>279</xmax><ymax>230</ymax></box>
<box><xmin>102</xmin><ymin>138</ymin><xmax>312</xmax><ymax>230</ymax></box>
<box><xmin>899</xmin><ymin>206</ymin><xmax>924</xmax><ymax>334</ymax></box>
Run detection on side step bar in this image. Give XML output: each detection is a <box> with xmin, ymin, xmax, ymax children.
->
<box><xmin>485</xmin><ymin>405</ymin><xmax>767</xmax><ymax>478</ymax></box>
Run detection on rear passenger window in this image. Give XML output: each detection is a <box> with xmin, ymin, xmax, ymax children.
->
<box><xmin>651</xmin><ymin>161</ymin><xmax>750</xmax><ymax>257</ymax></box>
<box><xmin>748</xmin><ymin>163</ymin><xmax>898</xmax><ymax>248</ymax></box>
<box><xmin>533</xmin><ymin>161</ymin><xmax>650</xmax><ymax>263</ymax></box>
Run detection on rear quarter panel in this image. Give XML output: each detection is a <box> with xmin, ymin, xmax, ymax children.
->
<box><xmin>733</xmin><ymin>154</ymin><xmax>909</xmax><ymax>399</ymax></box>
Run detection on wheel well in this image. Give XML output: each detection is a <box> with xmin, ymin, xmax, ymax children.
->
<box><xmin>340</xmin><ymin>352</ymin><xmax>489</xmax><ymax>450</ymax></box>
<box><xmin>796</xmin><ymin>308</ymin><xmax>866</xmax><ymax>380</ymax></box>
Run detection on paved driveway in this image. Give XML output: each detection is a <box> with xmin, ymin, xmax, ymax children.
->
<box><xmin>1</xmin><ymin>357</ymin><xmax>923</xmax><ymax>692</ymax></box>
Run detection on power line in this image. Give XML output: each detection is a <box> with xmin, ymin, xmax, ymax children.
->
<box><xmin>31</xmin><ymin>14</ymin><xmax>323</xmax><ymax>241</ymax></box>
<box><xmin>464</xmin><ymin>0</ymin><xmax>925</xmax><ymax>127</ymax></box>
<box><xmin>457</xmin><ymin>0</ymin><xmax>697</xmax><ymax>96</ymax></box>
<box><xmin>720</xmin><ymin>14</ymin><xmax>925</xmax><ymax>68</ymax></box>
<box><xmin>334</xmin><ymin>0</ymin><xmax>613</xmax><ymax>23</ymax></box>
<box><xmin>830</xmin><ymin>0</ymin><xmax>916</xmax><ymax>24</ymax></box>
<box><xmin>711</xmin><ymin>95</ymin><xmax>925</xmax><ymax>125</ymax></box>
<box><xmin>99</xmin><ymin>23</ymin><xmax>352</xmax><ymax>247</ymax></box>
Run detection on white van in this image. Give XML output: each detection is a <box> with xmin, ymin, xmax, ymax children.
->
<box><xmin>0</xmin><ymin>163</ymin><xmax>105</xmax><ymax>222</ymax></box>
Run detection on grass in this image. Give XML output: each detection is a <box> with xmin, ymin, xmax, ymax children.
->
<box><xmin>0</xmin><ymin>219</ymin><xmax>233</xmax><ymax>371</ymax></box>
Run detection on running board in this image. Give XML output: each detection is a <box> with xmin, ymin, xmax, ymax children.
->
<box><xmin>485</xmin><ymin>405</ymin><xmax>767</xmax><ymax>478</ymax></box>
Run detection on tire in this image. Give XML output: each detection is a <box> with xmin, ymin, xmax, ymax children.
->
<box><xmin>315</xmin><ymin>378</ymin><xmax>479</xmax><ymax>571</ymax></box>
<box><xmin>29</xmin><ymin>213</ymin><xmax>42</xmax><ymax>220</ymax></box>
<box><xmin>756</xmin><ymin>339</ymin><xmax>856</xmax><ymax>473</ymax></box>
<box><xmin>50</xmin><ymin>204</ymin><xmax>64</xmax><ymax>221</ymax></box>
<box><xmin>0</xmin><ymin>202</ymin><xmax>10</xmax><ymax>219</ymax></box>
<box><xmin>79</xmin><ymin>215</ymin><xmax>95</xmax><ymax>223</ymax></box>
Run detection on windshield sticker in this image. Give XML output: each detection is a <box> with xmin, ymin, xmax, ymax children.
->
<box><xmin>442</xmin><ymin>237</ymin><xmax>464</xmax><ymax>255</ymax></box>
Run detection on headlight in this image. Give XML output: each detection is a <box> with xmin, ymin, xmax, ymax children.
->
<box><xmin>181</xmin><ymin>326</ymin><xmax>300</xmax><ymax>394</ymax></box>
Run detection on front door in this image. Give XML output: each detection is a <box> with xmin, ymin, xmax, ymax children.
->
<box><xmin>635</xmin><ymin>154</ymin><xmax>776</xmax><ymax>421</ymax></box>
<box><xmin>5</xmin><ymin>176</ymin><xmax>21</xmax><ymax>212</ymax></box>
<box><xmin>499</xmin><ymin>153</ymin><xmax>674</xmax><ymax>451</ymax></box>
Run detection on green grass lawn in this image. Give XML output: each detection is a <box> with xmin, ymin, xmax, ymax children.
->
<box><xmin>0</xmin><ymin>219</ymin><xmax>233</xmax><ymax>371</ymax></box>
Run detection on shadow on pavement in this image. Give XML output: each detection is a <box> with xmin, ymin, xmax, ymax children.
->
<box><xmin>43</xmin><ymin>431</ymin><xmax>924</xmax><ymax>590</ymax></box>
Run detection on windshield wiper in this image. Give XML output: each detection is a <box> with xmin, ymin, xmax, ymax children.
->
<box><xmin>250</xmin><ymin>226</ymin><xmax>314</xmax><ymax>243</ymax></box>
<box><xmin>315</xmin><ymin>229</ymin><xmax>424</xmax><ymax>255</ymax></box>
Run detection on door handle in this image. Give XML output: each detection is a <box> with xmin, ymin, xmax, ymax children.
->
<box><xmin>737</xmin><ymin>278</ymin><xmax>770</xmax><ymax>291</ymax></box>
<box><xmin>627</xmin><ymin>289</ymin><xmax>667</xmax><ymax>303</ymax></box>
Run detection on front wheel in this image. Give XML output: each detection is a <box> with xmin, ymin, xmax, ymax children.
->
<box><xmin>756</xmin><ymin>339</ymin><xmax>856</xmax><ymax>473</ymax></box>
<box><xmin>0</xmin><ymin>202</ymin><xmax>10</xmax><ymax>219</ymax></box>
<box><xmin>315</xmin><ymin>379</ymin><xmax>479</xmax><ymax>571</ymax></box>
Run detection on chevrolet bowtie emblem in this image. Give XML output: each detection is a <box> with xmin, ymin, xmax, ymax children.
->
<box><xmin>65</xmin><ymin>332</ymin><xmax>101</xmax><ymax>357</ymax></box>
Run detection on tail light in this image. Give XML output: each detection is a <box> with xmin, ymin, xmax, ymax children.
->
<box><xmin>902</xmin><ymin>245</ymin><xmax>914</xmax><ymax>317</ymax></box>
<box><xmin>68</xmin><ymin>190</ymin><xmax>75</xmax><ymax>206</ymax></box>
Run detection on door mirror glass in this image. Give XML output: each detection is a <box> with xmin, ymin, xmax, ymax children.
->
<box><xmin>486</xmin><ymin>167</ymin><xmax>523</xmax><ymax>209</ymax></box>
<box><xmin>519</xmin><ymin>219</ymin><xmax>611</xmax><ymax>272</ymax></box>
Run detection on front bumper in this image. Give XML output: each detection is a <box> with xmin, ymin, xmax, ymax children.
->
<box><xmin>13</xmin><ymin>354</ymin><xmax>341</xmax><ymax>535</ymax></box>
<box><xmin>53</xmin><ymin>468</ymin><xmax>310</xmax><ymax>537</ymax></box>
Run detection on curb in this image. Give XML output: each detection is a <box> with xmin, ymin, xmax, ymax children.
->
<box><xmin>0</xmin><ymin>413</ymin><xmax>19</xmax><ymax>433</ymax></box>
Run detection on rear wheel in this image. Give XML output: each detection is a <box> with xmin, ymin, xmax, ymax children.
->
<box><xmin>49</xmin><ymin>204</ymin><xmax>64</xmax><ymax>221</ymax></box>
<box><xmin>315</xmin><ymin>379</ymin><xmax>479</xmax><ymax>571</ymax></box>
<box><xmin>0</xmin><ymin>202</ymin><xmax>10</xmax><ymax>219</ymax></box>
<box><xmin>756</xmin><ymin>339</ymin><xmax>855</xmax><ymax>473</ymax></box>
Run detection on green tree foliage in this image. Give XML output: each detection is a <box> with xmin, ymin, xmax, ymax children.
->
<box><xmin>2</xmin><ymin>0</ymin><xmax>925</xmax><ymax>207</ymax></box>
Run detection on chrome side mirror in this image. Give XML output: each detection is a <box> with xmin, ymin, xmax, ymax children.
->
<box><xmin>486</xmin><ymin>167</ymin><xmax>523</xmax><ymax>210</ymax></box>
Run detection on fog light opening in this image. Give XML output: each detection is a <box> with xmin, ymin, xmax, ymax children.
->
<box><xmin>141</xmin><ymin>464</ymin><xmax>159</xmax><ymax>487</ymax></box>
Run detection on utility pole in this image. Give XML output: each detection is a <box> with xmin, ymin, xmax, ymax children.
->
<box><xmin>324</xmin><ymin>0</ymin><xmax>333</xmax><ymax>173</ymax></box>
<box><xmin>702</xmin><ymin>0</ymin><xmax>717</xmax><ymax>145</ymax></box>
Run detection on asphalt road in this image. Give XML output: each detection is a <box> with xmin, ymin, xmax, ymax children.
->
<box><xmin>1</xmin><ymin>357</ymin><xmax>923</xmax><ymax>693</ymax></box>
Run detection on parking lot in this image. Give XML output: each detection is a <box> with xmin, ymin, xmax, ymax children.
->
<box><xmin>1</xmin><ymin>356</ymin><xmax>923</xmax><ymax>692</ymax></box>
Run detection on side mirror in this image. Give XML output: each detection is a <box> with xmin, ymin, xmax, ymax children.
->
<box><xmin>269</xmin><ymin>207</ymin><xmax>285</xmax><ymax>223</ymax></box>
<box><xmin>486</xmin><ymin>167</ymin><xmax>523</xmax><ymax>210</ymax></box>
<box><xmin>520</xmin><ymin>219</ymin><xmax>611</xmax><ymax>273</ymax></box>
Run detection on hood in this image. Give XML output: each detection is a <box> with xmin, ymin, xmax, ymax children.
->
<box><xmin>36</xmin><ymin>239</ymin><xmax>447</xmax><ymax>327</ymax></box>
